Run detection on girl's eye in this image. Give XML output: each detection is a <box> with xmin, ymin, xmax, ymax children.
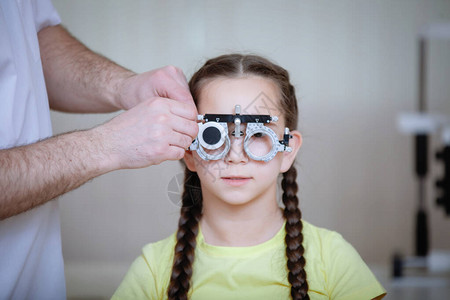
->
<box><xmin>253</xmin><ymin>132</ymin><xmax>265</xmax><ymax>138</ymax></box>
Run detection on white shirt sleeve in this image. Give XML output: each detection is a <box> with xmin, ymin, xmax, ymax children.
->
<box><xmin>31</xmin><ymin>0</ymin><xmax>61</xmax><ymax>31</ymax></box>
<box><xmin>0</xmin><ymin>1</ymin><xmax>65</xmax><ymax>298</ymax></box>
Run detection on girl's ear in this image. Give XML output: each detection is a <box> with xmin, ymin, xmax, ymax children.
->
<box><xmin>280</xmin><ymin>130</ymin><xmax>302</xmax><ymax>173</ymax></box>
<box><xmin>184</xmin><ymin>150</ymin><xmax>198</xmax><ymax>172</ymax></box>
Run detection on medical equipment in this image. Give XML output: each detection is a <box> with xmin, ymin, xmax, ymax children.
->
<box><xmin>189</xmin><ymin>105</ymin><xmax>292</xmax><ymax>162</ymax></box>
<box><xmin>394</xmin><ymin>22</ymin><xmax>450</xmax><ymax>277</ymax></box>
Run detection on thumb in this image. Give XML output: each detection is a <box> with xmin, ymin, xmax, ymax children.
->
<box><xmin>155</xmin><ymin>66</ymin><xmax>194</xmax><ymax>105</ymax></box>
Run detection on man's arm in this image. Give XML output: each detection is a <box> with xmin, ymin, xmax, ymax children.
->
<box><xmin>0</xmin><ymin>96</ymin><xmax>197</xmax><ymax>220</ymax></box>
<box><xmin>0</xmin><ymin>25</ymin><xmax>198</xmax><ymax>219</ymax></box>
<box><xmin>0</xmin><ymin>130</ymin><xmax>108</xmax><ymax>219</ymax></box>
<box><xmin>39</xmin><ymin>25</ymin><xmax>195</xmax><ymax>112</ymax></box>
<box><xmin>39</xmin><ymin>25</ymin><xmax>133</xmax><ymax>112</ymax></box>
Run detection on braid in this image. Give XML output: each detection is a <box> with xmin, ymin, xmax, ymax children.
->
<box><xmin>282</xmin><ymin>165</ymin><xmax>309</xmax><ymax>300</ymax></box>
<box><xmin>186</xmin><ymin>53</ymin><xmax>304</xmax><ymax>299</ymax></box>
<box><xmin>167</xmin><ymin>168</ymin><xmax>202</xmax><ymax>300</ymax></box>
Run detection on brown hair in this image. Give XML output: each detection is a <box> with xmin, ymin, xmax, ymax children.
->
<box><xmin>167</xmin><ymin>54</ymin><xmax>308</xmax><ymax>300</ymax></box>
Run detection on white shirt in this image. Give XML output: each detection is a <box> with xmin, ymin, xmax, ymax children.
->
<box><xmin>0</xmin><ymin>0</ymin><xmax>65</xmax><ymax>299</ymax></box>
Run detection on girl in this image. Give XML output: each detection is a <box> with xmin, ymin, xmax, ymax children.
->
<box><xmin>113</xmin><ymin>54</ymin><xmax>386</xmax><ymax>300</ymax></box>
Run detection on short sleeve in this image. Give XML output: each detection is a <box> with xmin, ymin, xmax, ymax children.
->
<box><xmin>113</xmin><ymin>235</ymin><xmax>175</xmax><ymax>300</ymax></box>
<box><xmin>112</xmin><ymin>254</ymin><xmax>158</xmax><ymax>300</ymax></box>
<box><xmin>31</xmin><ymin>0</ymin><xmax>61</xmax><ymax>31</ymax></box>
<box><xmin>324</xmin><ymin>232</ymin><xmax>386</xmax><ymax>300</ymax></box>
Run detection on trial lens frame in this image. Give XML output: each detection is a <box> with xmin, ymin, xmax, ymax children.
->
<box><xmin>189</xmin><ymin>105</ymin><xmax>292</xmax><ymax>162</ymax></box>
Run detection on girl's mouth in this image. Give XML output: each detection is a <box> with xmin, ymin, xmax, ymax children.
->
<box><xmin>221</xmin><ymin>177</ymin><xmax>252</xmax><ymax>186</ymax></box>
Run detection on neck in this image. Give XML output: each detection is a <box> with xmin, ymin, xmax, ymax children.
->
<box><xmin>200</xmin><ymin>189</ymin><xmax>284</xmax><ymax>247</ymax></box>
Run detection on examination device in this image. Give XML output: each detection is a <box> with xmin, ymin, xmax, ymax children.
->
<box><xmin>189</xmin><ymin>105</ymin><xmax>292</xmax><ymax>162</ymax></box>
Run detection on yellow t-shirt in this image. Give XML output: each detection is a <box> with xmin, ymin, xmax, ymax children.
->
<box><xmin>112</xmin><ymin>221</ymin><xmax>386</xmax><ymax>300</ymax></box>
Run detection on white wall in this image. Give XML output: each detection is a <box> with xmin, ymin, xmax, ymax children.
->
<box><xmin>51</xmin><ymin>0</ymin><xmax>450</xmax><ymax>298</ymax></box>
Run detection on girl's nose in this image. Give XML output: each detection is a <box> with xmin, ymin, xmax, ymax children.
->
<box><xmin>225</xmin><ymin>137</ymin><xmax>249</xmax><ymax>164</ymax></box>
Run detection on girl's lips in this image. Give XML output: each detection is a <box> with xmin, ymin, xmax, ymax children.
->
<box><xmin>221</xmin><ymin>177</ymin><xmax>252</xmax><ymax>186</ymax></box>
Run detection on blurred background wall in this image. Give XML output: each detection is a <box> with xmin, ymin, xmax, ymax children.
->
<box><xmin>50</xmin><ymin>0</ymin><xmax>450</xmax><ymax>298</ymax></box>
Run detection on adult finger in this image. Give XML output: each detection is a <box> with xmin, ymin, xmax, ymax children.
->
<box><xmin>167</xmin><ymin>130</ymin><xmax>195</xmax><ymax>150</ymax></box>
<box><xmin>154</xmin><ymin>66</ymin><xmax>194</xmax><ymax>105</ymax></box>
<box><xmin>171</xmin><ymin>65</ymin><xmax>190</xmax><ymax>90</ymax></box>
<box><xmin>170</xmin><ymin>116</ymin><xmax>199</xmax><ymax>141</ymax></box>
<box><xmin>165</xmin><ymin>146</ymin><xmax>187</xmax><ymax>161</ymax></box>
<box><xmin>167</xmin><ymin>98</ymin><xmax>198</xmax><ymax>121</ymax></box>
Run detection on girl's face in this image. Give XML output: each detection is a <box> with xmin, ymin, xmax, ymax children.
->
<box><xmin>184</xmin><ymin>76</ymin><xmax>301</xmax><ymax>211</ymax></box>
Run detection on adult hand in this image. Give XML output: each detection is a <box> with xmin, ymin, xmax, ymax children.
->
<box><xmin>94</xmin><ymin>95</ymin><xmax>198</xmax><ymax>169</ymax></box>
<box><xmin>100</xmin><ymin>65</ymin><xmax>199</xmax><ymax>168</ymax></box>
<box><xmin>116</xmin><ymin>65</ymin><xmax>195</xmax><ymax>110</ymax></box>
<box><xmin>1</xmin><ymin>26</ymin><xmax>200</xmax><ymax>219</ymax></box>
